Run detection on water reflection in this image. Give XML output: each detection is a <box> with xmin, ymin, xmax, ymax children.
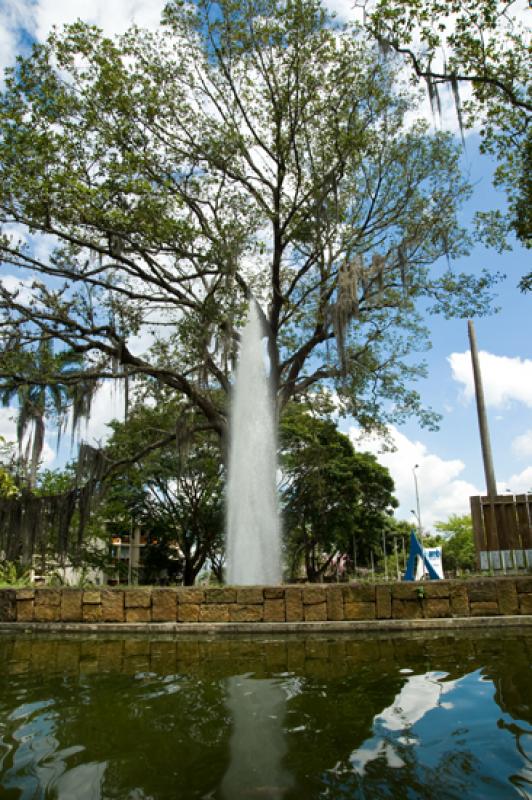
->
<box><xmin>0</xmin><ymin>631</ymin><xmax>530</xmax><ymax>799</ymax></box>
<box><xmin>1</xmin><ymin>695</ymin><xmax>107</xmax><ymax>800</ymax></box>
<box><xmin>222</xmin><ymin>677</ymin><xmax>293</xmax><ymax>800</ymax></box>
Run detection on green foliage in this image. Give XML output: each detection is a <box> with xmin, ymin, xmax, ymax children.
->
<box><xmin>435</xmin><ymin>514</ymin><xmax>476</xmax><ymax>572</ymax></box>
<box><xmin>104</xmin><ymin>401</ymin><xmax>225</xmax><ymax>585</ymax></box>
<box><xmin>280</xmin><ymin>402</ymin><xmax>397</xmax><ymax>581</ymax></box>
<box><xmin>368</xmin><ymin>0</ymin><xmax>531</xmax><ymax>251</ymax></box>
<box><xmin>424</xmin><ymin>514</ymin><xmax>476</xmax><ymax>572</ymax></box>
<box><xmin>0</xmin><ymin>340</ymin><xmax>96</xmax><ymax>484</ymax></box>
<box><xmin>0</xmin><ymin>0</ymin><xmax>500</xmax><ymax>446</ymax></box>
<box><xmin>0</xmin><ymin>560</ymin><xmax>30</xmax><ymax>587</ymax></box>
<box><xmin>0</xmin><ymin>436</ymin><xmax>18</xmax><ymax>499</ymax></box>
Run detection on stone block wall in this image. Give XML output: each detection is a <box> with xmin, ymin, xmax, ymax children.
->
<box><xmin>0</xmin><ymin>577</ymin><xmax>531</xmax><ymax>625</ymax></box>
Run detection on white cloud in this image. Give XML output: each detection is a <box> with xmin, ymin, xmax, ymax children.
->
<box><xmin>0</xmin><ymin>406</ymin><xmax>18</xmax><ymax>447</ymax></box>
<box><xmin>350</xmin><ymin>424</ymin><xmax>482</xmax><ymax>531</ymax></box>
<box><xmin>326</xmin><ymin>0</ymin><xmax>364</xmax><ymax>23</ymax></box>
<box><xmin>0</xmin><ymin>1</ymin><xmax>34</xmax><ymax>74</ymax></box>
<box><xmin>1</xmin><ymin>274</ymin><xmax>37</xmax><ymax>305</ymax></box>
<box><xmin>503</xmin><ymin>466</ymin><xmax>532</xmax><ymax>496</ymax></box>
<box><xmin>0</xmin><ymin>0</ymin><xmax>167</xmax><ymax>80</ymax></box>
<box><xmin>75</xmin><ymin>380</ymin><xmax>125</xmax><ymax>447</ymax></box>
<box><xmin>32</xmin><ymin>0</ymin><xmax>167</xmax><ymax>41</ymax></box>
<box><xmin>512</xmin><ymin>430</ymin><xmax>532</xmax><ymax>459</ymax></box>
<box><xmin>0</xmin><ymin>406</ymin><xmax>55</xmax><ymax>466</ymax></box>
<box><xmin>449</xmin><ymin>350</ymin><xmax>532</xmax><ymax>409</ymax></box>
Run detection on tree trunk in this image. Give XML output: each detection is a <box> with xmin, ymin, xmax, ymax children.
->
<box><xmin>183</xmin><ymin>559</ymin><xmax>197</xmax><ymax>586</ymax></box>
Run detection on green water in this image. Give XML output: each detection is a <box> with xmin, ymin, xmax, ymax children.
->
<box><xmin>0</xmin><ymin>630</ymin><xmax>531</xmax><ymax>799</ymax></box>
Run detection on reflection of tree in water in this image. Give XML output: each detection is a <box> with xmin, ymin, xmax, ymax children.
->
<box><xmin>0</xmin><ymin>655</ymin><xmax>232</xmax><ymax>798</ymax></box>
<box><xmin>0</xmin><ymin>631</ymin><xmax>530</xmax><ymax>799</ymax></box>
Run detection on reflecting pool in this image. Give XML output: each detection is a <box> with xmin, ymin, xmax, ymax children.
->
<box><xmin>0</xmin><ymin>630</ymin><xmax>531</xmax><ymax>799</ymax></box>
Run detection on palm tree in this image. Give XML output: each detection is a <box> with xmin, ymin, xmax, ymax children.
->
<box><xmin>1</xmin><ymin>341</ymin><xmax>96</xmax><ymax>486</ymax></box>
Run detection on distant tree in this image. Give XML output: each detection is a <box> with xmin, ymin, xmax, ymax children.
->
<box><xmin>280</xmin><ymin>403</ymin><xmax>397</xmax><ymax>582</ymax></box>
<box><xmin>427</xmin><ymin>514</ymin><xmax>476</xmax><ymax>572</ymax></box>
<box><xmin>0</xmin><ymin>341</ymin><xmax>96</xmax><ymax>485</ymax></box>
<box><xmin>104</xmin><ymin>402</ymin><xmax>224</xmax><ymax>585</ymax></box>
<box><xmin>0</xmin><ymin>436</ymin><xmax>18</xmax><ymax>499</ymax></box>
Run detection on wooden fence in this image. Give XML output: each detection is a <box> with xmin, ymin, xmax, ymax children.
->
<box><xmin>470</xmin><ymin>494</ymin><xmax>532</xmax><ymax>570</ymax></box>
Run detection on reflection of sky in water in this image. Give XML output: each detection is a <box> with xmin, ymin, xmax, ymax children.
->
<box><xmin>1</xmin><ymin>697</ymin><xmax>108</xmax><ymax>799</ymax></box>
<box><xmin>348</xmin><ymin>669</ymin><xmax>532</xmax><ymax>798</ymax></box>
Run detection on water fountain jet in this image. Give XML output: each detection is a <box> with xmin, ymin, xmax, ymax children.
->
<box><xmin>226</xmin><ymin>302</ymin><xmax>281</xmax><ymax>585</ymax></box>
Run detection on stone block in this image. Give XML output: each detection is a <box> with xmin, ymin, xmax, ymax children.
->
<box><xmin>344</xmin><ymin>601</ymin><xmax>376</xmax><ymax>620</ymax></box>
<box><xmin>205</xmin><ymin>587</ymin><xmax>237</xmax><ymax>603</ymax></box>
<box><xmin>83</xmin><ymin>591</ymin><xmax>101</xmax><ymax>605</ymax></box>
<box><xmin>36</xmin><ymin>588</ymin><xmax>61</xmax><ymax>605</ymax></box>
<box><xmin>343</xmin><ymin>584</ymin><xmax>376</xmax><ymax>602</ymax></box>
<box><xmin>263</xmin><ymin>599</ymin><xmax>285</xmax><ymax>622</ymax></box>
<box><xmin>264</xmin><ymin>587</ymin><xmax>285</xmax><ymax>599</ymax></box>
<box><xmin>61</xmin><ymin>590</ymin><xmax>83</xmax><ymax>622</ymax></box>
<box><xmin>125</xmin><ymin>607</ymin><xmax>151</xmax><ymax>622</ymax></box>
<box><xmin>516</xmin><ymin>577</ymin><xmax>532</xmax><ymax>593</ymax></box>
<box><xmin>423</xmin><ymin>599</ymin><xmax>451</xmax><ymax>618</ymax></box>
<box><xmin>178</xmin><ymin>588</ymin><xmax>204</xmax><ymax>604</ymax></box>
<box><xmin>0</xmin><ymin>590</ymin><xmax>16</xmax><ymax>622</ymax></box>
<box><xmin>450</xmin><ymin>584</ymin><xmax>469</xmax><ymax>617</ymax></box>
<box><xmin>236</xmin><ymin>587</ymin><xmax>264</xmax><ymax>605</ymax></box>
<box><xmin>302</xmin><ymin>586</ymin><xmax>326</xmax><ymax>605</ymax></box>
<box><xmin>376</xmin><ymin>585</ymin><xmax>391</xmax><ymax>619</ymax></box>
<box><xmin>391</xmin><ymin>583</ymin><xmax>418</xmax><ymax>600</ymax></box>
<box><xmin>470</xmin><ymin>601</ymin><xmax>499</xmax><ymax>616</ymax></box>
<box><xmin>229</xmin><ymin>604</ymin><xmax>263</xmax><ymax>622</ymax></box>
<box><xmin>178</xmin><ymin>603</ymin><xmax>200</xmax><ymax>622</ymax></box>
<box><xmin>16</xmin><ymin>588</ymin><xmax>35</xmax><ymax>601</ymax></box>
<box><xmin>468</xmin><ymin>580</ymin><xmax>497</xmax><ymax>602</ymax></box>
<box><xmin>151</xmin><ymin>589</ymin><xmax>178</xmax><ymax>622</ymax></box>
<box><xmin>518</xmin><ymin>593</ymin><xmax>532</xmax><ymax>614</ymax></box>
<box><xmin>391</xmin><ymin>600</ymin><xmax>423</xmax><ymax>620</ymax></box>
<box><xmin>124</xmin><ymin>589</ymin><xmax>151</xmax><ymax>608</ymax></box>
<box><xmin>496</xmin><ymin>581</ymin><xmax>519</xmax><ymax>615</ymax></box>
<box><xmin>16</xmin><ymin>599</ymin><xmax>34</xmax><ymax>622</ymax></box>
<box><xmin>199</xmin><ymin>604</ymin><xmax>230</xmax><ymax>623</ymax></box>
<box><xmin>83</xmin><ymin>603</ymin><xmax>102</xmax><ymax>622</ymax></box>
<box><xmin>304</xmin><ymin>602</ymin><xmax>327</xmax><ymax>621</ymax></box>
<box><xmin>34</xmin><ymin>590</ymin><xmax>61</xmax><ymax>622</ymax></box>
<box><xmin>101</xmin><ymin>590</ymin><xmax>125</xmax><ymax>622</ymax></box>
<box><xmin>422</xmin><ymin>583</ymin><xmax>451</xmax><ymax>599</ymax></box>
<box><xmin>326</xmin><ymin>586</ymin><xmax>344</xmax><ymax>621</ymax></box>
<box><xmin>285</xmin><ymin>587</ymin><xmax>303</xmax><ymax>622</ymax></box>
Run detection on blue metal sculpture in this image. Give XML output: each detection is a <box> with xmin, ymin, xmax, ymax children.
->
<box><xmin>403</xmin><ymin>530</ymin><xmax>441</xmax><ymax>581</ymax></box>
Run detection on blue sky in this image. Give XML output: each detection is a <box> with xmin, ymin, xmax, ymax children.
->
<box><xmin>349</xmin><ymin>132</ymin><xmax>532</xmax><ymax>528</ymax></box>
<box><xmin>0</xmin><ymin>0</ymin><xmax>530</xmax><ymax>530</ymax></box>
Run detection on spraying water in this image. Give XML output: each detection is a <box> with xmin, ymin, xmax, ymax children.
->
<box><xmin>226</xmin><ymin>302</ymin><xmax>281</xmax><ymax>585</ymax></box>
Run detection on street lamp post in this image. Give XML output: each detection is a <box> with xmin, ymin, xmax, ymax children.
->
<box><xmin>412</xmin><ymin>464</ymin><xmax>423</xmax><ymax>539</ymax></box>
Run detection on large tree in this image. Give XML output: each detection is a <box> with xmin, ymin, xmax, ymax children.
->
<box><xmin>0</xmin><ymin>0</ymin><xmax>497</xmax><ymax>452</ymax></box>
<box><xmin>280</xmin><ymin>403</ymin><xmax>397</xmax><ymax>581</ymax></box>
<box><xmin>367</xmin><ymin>0</ymin><xmax>531</xmax><ymax>251</ymax></box>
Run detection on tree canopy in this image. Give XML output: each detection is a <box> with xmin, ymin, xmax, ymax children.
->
<box><xmin>0</xmin><ymin>0</ymin><xmax>499</xmax><ymax>455</ymax></box>
<box><xmin>367</xmin><ymin>0</ymin><xmax>531</xmax><ymax>251</ymax></box>
<box><xmin>102</xmin><ymin>401</ymin><xmax>225</xmax><ymax>584</ymax></box>
<box><xmin>280</xmin><ymin>403</ymin><xmax>397</xmax><ymax>581</ymax></box>
<box><xmin>425</xmin><ymin>513</ymin><xmax>476</xmax><ymax>572</ymax></box>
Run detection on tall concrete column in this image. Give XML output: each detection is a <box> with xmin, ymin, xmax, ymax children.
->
<box><xmin>468</xmin><ymin>320</ymin><xmax>497</xmax><ymax>498</ymax></box>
